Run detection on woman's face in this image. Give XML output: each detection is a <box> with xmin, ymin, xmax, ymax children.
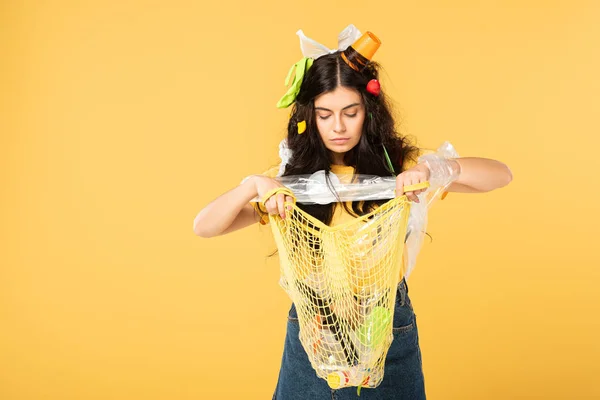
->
<box><xmin>314</xmin><ymin>86</ymin><xmax>365</xmax><ymax>165</ymax></box>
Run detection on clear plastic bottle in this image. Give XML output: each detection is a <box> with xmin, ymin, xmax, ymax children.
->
<box><xmin>327</xmin><ymin>365</ymin><xmax>383</xmax><ymax>389</ymax></box>
<box><xmin>318</xmin><ymin>327</ymin><xmax>351</xmax><ymax>370</ymax></box>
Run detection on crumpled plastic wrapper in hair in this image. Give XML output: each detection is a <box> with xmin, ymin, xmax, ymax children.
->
<box><xmin>277</xmin><ymin>138</ymin><xmax>292</xmax><ymax>177</ymax></box>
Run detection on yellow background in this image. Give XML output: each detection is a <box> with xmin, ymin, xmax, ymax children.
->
<box><xmin>2</xmin><ymin>1</ymin><xmax>599</xmax><ymax>399</ymax></box>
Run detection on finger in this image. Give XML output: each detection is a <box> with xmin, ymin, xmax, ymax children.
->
<box><xmin>413</xmin><ymin>179</ymin><xmax>428</xmax><ymax>200</ymax></box>
<box><xmin>410</xmin><ymin>186</ymin><xmax>420</xmax><ymax>202</ymax></box>
<box><xmin>277</xmin><ymin>193</ymin><xmax>286</xmax><ymax>218</ymax></box>
<box><xmin>415</xmin><ymin>188</ymin><xmax>422</xmax><ymax>202</ymax></box>
<box><xmin>285</xmin><ymin>196</ymin><xmax>293</xmax><ymax>211</ymax></box>
<box><xmin>395</xmin><ymin>176</ymin><xmax>405</xmax><ymax>197</ymax></box>
<box><xmin>266</xmin><ymin>197</ymin><xmax>277</xmax><ymax>215</ymax></box>
<box><xmin>268</xmin><ymin>194</ymin><xmax>281</xmax><ymax>214</ymax></box>
<box><xmin>406</xmin><ymin>176</ymin><xmax>419</xmax><ymax>202</ymax></box>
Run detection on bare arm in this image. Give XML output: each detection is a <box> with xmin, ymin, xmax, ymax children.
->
<box><xmin>193</xmin><ymin>178</ymin><xmax>260</xmax><ymax>238</ymax></box>
<box><xmin>448</xmin><ymin>157</ymin><xmax>513</xmax><ymax>193</ymax></box>
<box><xmin>193</xmin><ymin>174</ymin><xmax>293</xmax><ymax>238</ymax></box>
<box><xmin>399</xmin><ymin>155</ymin><xmax>512</xmax><ymax>201</ymax></box>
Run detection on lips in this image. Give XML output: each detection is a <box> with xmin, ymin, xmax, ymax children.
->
<box><xmin>331</xmin><ymin>138</ymin><xmax>350</xmax><ymax>142</ymax></box>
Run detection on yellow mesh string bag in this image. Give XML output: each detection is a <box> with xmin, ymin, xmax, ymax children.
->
<box><xmin>260</xmin><ymin>180</ymin><xmax>429</xmax><ymax>392</ymax></box>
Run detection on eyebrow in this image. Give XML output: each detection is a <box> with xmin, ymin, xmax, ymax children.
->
<box><xmin>314</xmin><ymin>103</ymin><xmax>361</xmax><ymax>112</ymax></box>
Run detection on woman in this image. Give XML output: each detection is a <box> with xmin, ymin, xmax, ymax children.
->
<box><xmin>193</xmin><ymin>25</ymin><xmax>512</xmax><ymax>399</ymax></box>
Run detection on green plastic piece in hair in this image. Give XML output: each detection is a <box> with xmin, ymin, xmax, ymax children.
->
<box><xmin>382</xmin><ymin>144</ymin><xmax>396</xmax><ymax>176</ymax></box>
<box><xmin>276</xmin><ymin>57</ymin><xmax>313</xmax><ymax>108</ymax></box>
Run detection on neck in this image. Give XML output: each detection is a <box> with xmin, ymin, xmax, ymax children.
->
<box><xmin>331</xmin><ymin>152</ymin><xmax>346</xmax><ymax>165</ymax></box>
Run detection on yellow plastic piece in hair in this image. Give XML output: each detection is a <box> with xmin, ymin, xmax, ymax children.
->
<box><xmin>297</xmin><ymin>120</ymin><xmax>306</xmax><ymax>134</ymax></box>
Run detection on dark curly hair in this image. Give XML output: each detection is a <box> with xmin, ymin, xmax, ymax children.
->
<box><xmin>281</xmin><ymin>51</ymin><xmax>420</xmax><ymax>226</ymax></box>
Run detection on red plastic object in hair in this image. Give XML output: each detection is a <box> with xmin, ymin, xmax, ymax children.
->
<box><xmin>366</xmin><ymin>79</ymin><xmax>381</xmax><ymax>96</ymax></box>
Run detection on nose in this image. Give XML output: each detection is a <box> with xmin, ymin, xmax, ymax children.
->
<box><xmin>333</xmin><ymin>115</ymin><xmax>346</xmax><ymax>133</ymax></box>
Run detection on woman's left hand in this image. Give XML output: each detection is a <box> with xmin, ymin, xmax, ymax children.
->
<box><xmin>395</xmin><ymin>164</ymin><xmax>431</xmax><ymax>203</ymax></box>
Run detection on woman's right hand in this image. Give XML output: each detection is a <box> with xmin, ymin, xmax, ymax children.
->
<box><xmin>252</xmin><ymin>175</ymin><xmax>294</xmax><ymax>219</ymax></box>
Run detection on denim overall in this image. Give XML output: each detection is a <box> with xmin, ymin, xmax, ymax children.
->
<box><xmin>272</xmin><ymin>277</ymin><xmax>426</xmax><ymax>399</ymax></box>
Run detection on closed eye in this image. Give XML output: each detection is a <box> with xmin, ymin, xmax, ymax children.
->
<box><xmin>318</xmin><ymin>114</ymin><xmax>357</xmax><ymax>120</ymax></box>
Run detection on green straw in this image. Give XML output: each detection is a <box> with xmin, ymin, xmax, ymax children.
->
<box><xmin>382</xmin><ymin>144</ymin><xmax>396</xmax><ymax>176</ymax></box>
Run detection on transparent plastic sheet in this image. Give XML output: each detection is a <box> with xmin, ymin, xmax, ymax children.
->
<box><xmin>296</xmin><ymin>24</ymin><xmax>362</xmax><ymax>59</ymax></box>
<box><xmin>247</xmin><ymin>141</ymin><xmax>460</xmax><ymax>278</ymax></box>
<box><xmin>252</xmin><ymin>171</ymin><xmax>398</xmax><ymax>204</ymax></box>
<box><xmin>244</xmin><ymin>141</ymin><xmax>460</xmax><ymax>390</ymax></box>
<box><xmin>405</xmin><ymin>141</ymin><xmax>461</xmax><ymax>277</ymax></box>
